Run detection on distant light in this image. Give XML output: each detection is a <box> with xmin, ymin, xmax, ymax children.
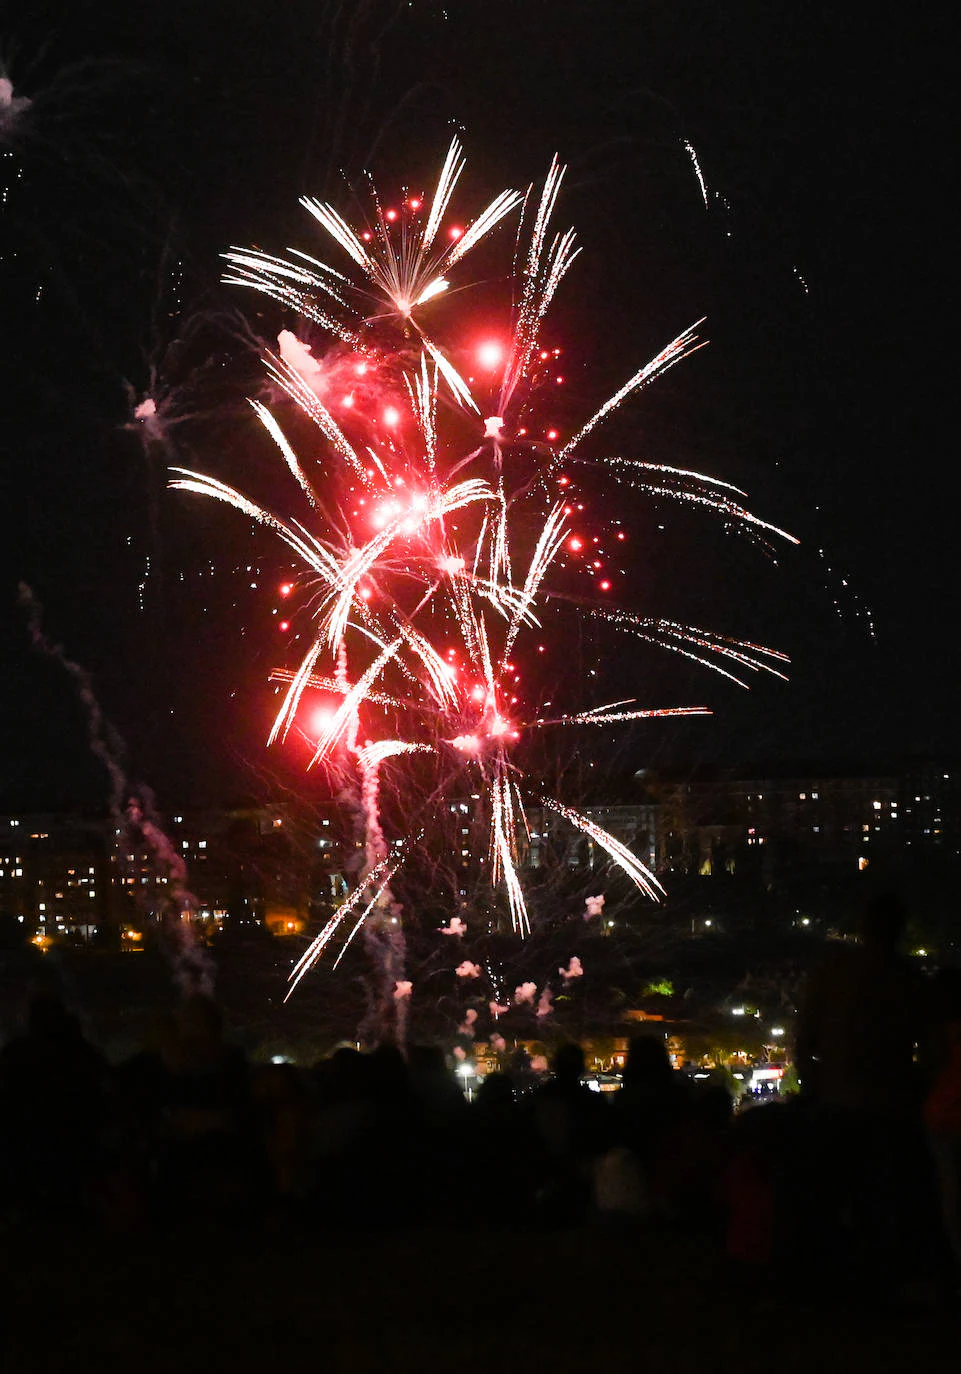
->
<box><xmin>546</xmin><ymin>429</ymin><xmax>559</xmax><ymax>441</ymax></box>
<box><xmin>456</xmin><ymin>1062</ymin><xmax>474</xmax><ymax>1077</ymax></box>
<box><xmin>770</xmin><ymin>1027</ymin><xmax>785</xmax><ymax>1038</ymax></box>
<box><xmin>599</xmin><ymin>580</ymin><xmax>612</xmax><ymax>591</ymax></box>
<box><xmin>385</xmin><ymin>208</ymin><xmax>398</xmax><ymax>222</ymax></box>
<box><xmin>408</xmin><ymin>197</ymin><xmax>421</xmax><ymax>211</ymax></box>
<box><xmin>278</xmin><ymin>620</ymin><xmax>290</xmax><ymax>632</ymax></box>
<box><xmin>279</xmin><ymin>583</ymin><xmax>292</xmax><ymax>596</ymax></box>
<box><xmin>383</xmin><ymin>406</ymin><xmax>401</xmax><ymax>426</ymax></box>
<box><xmin>448</xmin><ymin>225</ymin><xmax>463</xmax><ymax>240</ymax></box>
<box><xmin>731</xmin><ymin>1006</ymin><xmax>746</xmax><ymax>1016</ymax></box>
<box><xmin>568</xmin><ymin>537</ymin><xmax>583</xmax><ymax>552</ymax></box>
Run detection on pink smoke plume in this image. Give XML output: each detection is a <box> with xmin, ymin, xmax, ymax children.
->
<box><xmin>459</xmin><ymin>1008</ymin><xmax>478</xmax><ymax>1037</ymax></box>
<box><xmin>536</xmin><ymin>987</ymin><xmax>554</xmax><ymax>1018</ymax></box>
<box><xmin>394</xmin><ymin>980</ymin><xmax>413</xmax><ymax>1000</ymax></box>
<box><xmin>583</xmin><ymin>894</ymin><xmax>606</xmax><ymax>921</ymax></box>
<box><xmin>440</xmin><ymin>916</ymin><xmax>467</xmax><ymax>936</ymax></box>
<box><xmin>452</xmin><ymin>1045</ymin><xmax>467</xmax><ymax>1061</ymax></box>
<box><xmin>455</xmin><ymin>961</ymin><xmax>481</xmax><ymax>979</ymax></box>
<box><xmin>490</xmin><ymin>1033</ymin><xmax>507</xmax><ymax>1052</ymax></box>
<box><xmin>18</xmin><ymin>584</ymin><xmax>213</xmax><ymax>996</ymax></box>
<box><xmin>0</xmin><ymin>76</ymin><xmax>31</xmax><ymax>129</ymax></box>
<box><xmin>278</xmin><ymin>330</ymin><xmax>323</xmax><ymax>378</ymax></box>
<box><xmin>489</xmin><ymin>999</ymin><xmax>510</xmax><ymax>1019</ymax></box>
<box><xmin>559</xmin><ymin>956</ymin><xmax>584</xmax><ymax>981</ymax></box>
<box><xmin>514</xmin><ymin>981</ymin><xmax>537</xmax><ymax>1006</ymax></box>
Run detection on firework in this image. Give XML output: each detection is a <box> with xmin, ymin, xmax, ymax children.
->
<box><xmin>172</xmin><ymin>142</ymin><xmax>794</xmax><ymax>1023</ymax></box>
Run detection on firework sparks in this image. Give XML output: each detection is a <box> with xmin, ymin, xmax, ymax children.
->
<box><xmin>174</xmin><ymin>144</ymin><xmax>795</xmax><ymax>1014</ymax></box>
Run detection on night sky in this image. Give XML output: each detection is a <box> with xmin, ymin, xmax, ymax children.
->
<box><xmin>0</xmin><ymin>2</ymin><xmax>954</xmax><ymax>811</ymax></box>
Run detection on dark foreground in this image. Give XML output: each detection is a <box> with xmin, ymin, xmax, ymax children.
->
<box><xmin>2</xmin><ymin>1220</ymin><xmax>958</xmax><ymax>1374</ymax></box>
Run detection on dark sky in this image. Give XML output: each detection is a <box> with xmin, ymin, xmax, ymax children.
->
<box><xmin>0</xmin><ymin>1</ymin><xmax>955</xmax><ymax>811</ymax></box>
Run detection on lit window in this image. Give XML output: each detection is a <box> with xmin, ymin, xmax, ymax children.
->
<box><xmin>198</xmin><ymin>840</ymin><xmax>207</xmax><ymax>850</ymax></box>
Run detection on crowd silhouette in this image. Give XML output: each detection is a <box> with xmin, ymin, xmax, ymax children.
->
<box><xmin>1</xmin><ymin>896</ymin><xmax>959</xmax><ymax>1312</ymax></box>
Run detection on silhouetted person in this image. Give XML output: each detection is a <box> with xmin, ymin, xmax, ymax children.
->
<box><xmin>613</xmin><ymin>1035</ymin><xmax>687</xmax><ymax>1184</ymax></box>
<box><xmin>150</xmin><ymin>994</ymin><xmax>253</xmax><ymax>1224</ymax></box>
<box><xmin>531</xmin><ymin>1042</ymin><xmax>610</xmax><ymax>1222</ymax></box>
<box><xmin>0</xmin><ymin>992</ymin><xmax>109</xmax><ymax>1219</ymax></box>
<box><xmin>471</xmin><ymin>1073</ymin><xmax>540</xmax><ymax>1220</ymax></box>
<box><xmin>794</xmin><ymin>893</ymin><xmax>947</xmax><ymax>1299</ymax></box>
<box><xmin>925</xmin><ymin>968</ymin><xmax>961</xmax><ymax>1266</ymax></box>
